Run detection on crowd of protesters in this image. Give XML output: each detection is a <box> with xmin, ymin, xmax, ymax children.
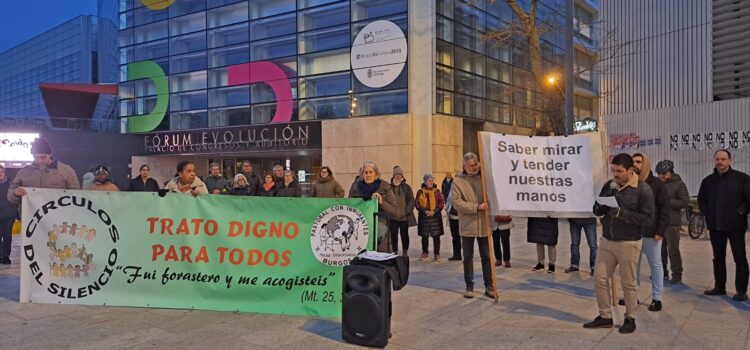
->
<box><xmin>0</xmin><ymin>138</ymin><xmax>749</xmax><ymax>336</ymax></box>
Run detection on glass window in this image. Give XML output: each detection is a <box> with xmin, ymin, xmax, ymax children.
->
<box><xmin>119</xmin><ymin>11</ymin><xmax>134</xmax><ymax>29</ymax></box>
<box><xmin>485</xmin><ymin>58</ymin><xmax>511</xmax><ymax>83</ymax></box>
<box><xmin>119</xmin><ymin>81</ymin><xmax>135</xmax><ymax>99</ymax></box>
<box><xmin>298</xmin><ymin>48</ymin><xmax>350</xmax><ymax>76</ymax></box>
<box><xmin>298</xmin><ymin>2</ymin><xmax>349</xmax><ymax>32</ymax></box>
<box><xmin>299</xmin><ymin>0</ymin><xmax>341</xmax><ymax>9</ymax></box>
<box><xmin>437</xmin><ymin>16</ymin><xmax>453</xmax><ymax>42</ymax></box>
<box><xmin>119</xmin><ymin>28</ymin><xmax>134</xmax><ymax>47</ymax></box>
<box><xmin>208</xmin><ymin>0</ymin><xmax>246</xmax><ymax>8</ymax></box>
<box><xmin>515</xmin><ymin>108</ymin><xmax>536</xmax><ymax>128</ymax></box>
<box><xmin>170</xmin><ymin>31</ymin><xmax>207</xmax><ymax>55</ymax></box>
<box><xmin>353</xmin><ymin>90</ymin><xmax>407</xmax><ymax>116</ymax></box>
<box><xmin>351</xmin><ymin>0</ymin><xmax>407</xmax><ymax>21</ymax></box>
<box><xmin>119</xmin><ymin>99</ymin><xmax>134</xmax><ymax>117</ymax></box>
<box><xmin>298</xmin><ymin>25</ymin><xmax>350</xmax><ymax>54</ymax></box>
<box><xmin>251</xmin><ymin>13</ymin><xmax>296</xmax><ymax>41</ymax></box>
<box><xmin>437</xmin><ymin>40</ymin><xmax>453</xmax><ymax>66</ymax></box>
<box><xmin>352</xmin><ymin>14</ymin><xmax>407</xmax><ymax>38</ymax></box>
<box><xmin>208</xmin><ymin>22</ymin><xmax>249</xmax><ymax>48</ymax></box>
<box><xmin>134</xmin><ymin>39</ymin><xmax>169</xmax><ymax>60</ymax></box>
<box><xmin>208</xmin><ymin>2</ymin><xmax>249</xmax><ymax>28</ymax></box>
<box><xmin>134</xmin><ymin>21</ymin><xmax>168</xmax><ymax>43</ymax></box>
<box><xmin>454</xmin><ymin>93</ymin><xmax>484</xmax><ymax>119</ymax></box>
<box><xmin>208</xmin><ymin>67</ymin><xmax>229</xmax><ymax>88</ymax></box>
<box><xmin>268</xmin><ymin>56</ymin><xmax>299</xmax><ymax>78</ymax></box>
<box><xmin>454</xmin><ymin>46</ymin><xmax>483</xmax><ymax>75</ymax></box>
<box><xmin>249</xmin><ymin>0</ymin><xmax>295</xmax><ymax>19</ymax></box>
<box><xmin>170</xmin><ymin>91</ymin><xmax>208</xmax><ymax>112</ymax></box>
<box><xmin>169</xmin><ymin>0</ymin><xmax>206</xmax><ymax>17</ymax></box>
<box><xmin>209</xmin><ymin>85</ymin><xmax>251</xmax><ymax>107</ymax></box>
<box><xmin>353</xmin><ymin>67</ymin><xmax>407</xmax><ymax>93</ymax></box>
<box><xmin>251</xmin><ymin>35</ymin><xmax>297</xmax><ymax>60</ymax></box>
<box><xmin>437</xmin><ymin>65</ymin><xmax>453</xmax><ymax>90</ymax></box>
<box><xmin>485</xmin><ymin>79</ymin><xmax>511</xmax><ymax>103</ymax></box>
<box><xmin>437</xmin><ymin>0</ymin><xmax>454</xmax><ymax>18</ymax></box>
<box><xmin>454</xmin><ymin>1</ymin><xmax>485</xmax><ymax>32</ymax></box>
<box><xmin>134</xmin><ymin>5</ymin><xmax>168</xmax><ymax>26</ymax></box>
<box><xmin>134</xmin><ymin>78</ymin><xmax>156</xmax><ymax>97</ymax></box>
<box><xmin>298</xmin><ymin>71</ymin><xmax>350</xmax><ymax>99</ymax></box>
<box><xmin>119</xmin><ymin>47</ymin><xmax>134</xmax><ymax>65</ymax></box>
<box><xmin>454</xmin><ymin>71</ymin><xmax>483</xmax><ymax>97</ymax></box>
<box><xmin>209</xmin><ymin>106</ymin><xmax>252</xmax><ymax>127</ymax></box>
<box><xmin>574</xmin><ymin>96</ymin><xmax>593</xmax><ymax>118</ymax></box>
<box><xmin>170</xmin><ymin>71</ymin><xmax>207</xmax><ymax>92</ymax></box>
<box><xmin>454</xmin><ymin>23</ymin><xmax>484</xmax><ymax>53</ymax></box>
<box><xmin>251</xmin><ymin>102</ymin><xmax>294</xmax><ymax>124</ymax></box>
<box><xmin>299</xmin><ymin>96</ymin><xmax>350</xmax><ymax>120</ymax></box>
<box><xmin>119</xmin><ymin>0</ymin><xmax>133</xmax><ymax>12</ymax></box>
<box><xmin>134</xmin><ymin>96</ymin><xmax>159</xmax><ymax>116</ymax></box>
<box><xmin>436</xmin><ymin>89</ymin><xmax>453</xmax><ymax>114</ymax></box>
<box><xmin>486</xmin><ymin>101</ymin><xmax>513</xmax><ymax>124</ymax></box>
<box><xmin>208</xmin><ymin>44</ymin><xmax>250</xmax><ymax>68</ymax></box>
<box><xmin>169</xmin><ymin>12</ymin><xmax>206</xmax><ymax>36</ymax></box>
<box><xmin>251</xmin><ymin>78</ymin><xmax>297</xmax><ymax>103</ymax></box>
<box><xmin>486</xmin><ymin>40</ymin><xmax>511</xmax><ymax>63</ymax></box>
<box><xmin>170</xmin><ymin>110</ymin><xmax>209</xmax><ymax>130</ymax></box>
<box><xmin>170</xmin><ymin>52</ymin><xmax>207</xmax><ymax>74</ymax></box>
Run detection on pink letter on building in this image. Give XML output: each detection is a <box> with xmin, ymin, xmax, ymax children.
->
<box><xmin>227</xmin><ymin>62</ymin><xmax>293</xmax><ymax>123</ymax></box>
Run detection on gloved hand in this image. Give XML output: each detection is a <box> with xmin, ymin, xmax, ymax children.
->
<box><xmin>158</xmin><ymin>189</ymin><xmax>169</xmax><ymax>197</ymax></box>
<box><xmin>607</xmin><ymin>207</ymin><xmax>619</xmax><ymax>217</ymax></box>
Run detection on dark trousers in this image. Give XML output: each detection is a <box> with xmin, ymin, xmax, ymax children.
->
<box><xmin>421</xmin><ymin>236</ymin><xmax>440</xmax><ymax>255</ymax></box>
<box><xmin>388</xmin><ymin>220</ymin><xmax>410</xmax><ymax>253</ymax></box>
<box><xmin>661</xmin><ymin>225</ymin><xmax>683</xmax><ymax>277</ymax></box>
<box><xmin>492</xmin><ymin>229</ymin><xmax>511</xmax><ymax>262</ymax></box>
<box><xmin>0</xmin><ymin>218</ymin><xmax>13</xmax><ymax>259</ymax></box>
<box><xmin>449</xmin><ymin>218</ymin><xmax>461</xmax><ymax>258</ymax></box>
<box><xmin>462</xmin><ymin>236</ymin><xmax>492</xmax><ymax>289</ymax></box>
<box><xmin>710</xmin><ymin>230</ymin><xmax>749</xmax><ymax>294</ymax></box>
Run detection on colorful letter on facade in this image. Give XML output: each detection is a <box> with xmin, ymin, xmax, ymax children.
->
<box><xmin>140</xmin><ymin>0</ymin><xmax>176</xmax><ymax>10</ymax></box>
<box><xmin>126</xmin><ymin>61</ymin><xmax>169</xmax><ymax>133</ymax></box>
<box><xmin>227</xmin><ymin>62</ymin><xmax>294</xmax><ymax>123</ymax></box>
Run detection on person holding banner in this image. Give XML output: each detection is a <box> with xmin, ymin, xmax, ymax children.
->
<box><xmin>205</xmin><ymin>163</ymin><xmax>229</xmax><ymax>194</ymax></box>
<box><xmin>126</xmin><ymin>164</ymin><xmax>160</xmax><ymax>192</ymax></box>
<box><xmin>276</xmin><ymin>170</ymin><xmax>302</xmax><ymax>197</ymax></box>
<box><xmin>311</xmin><ymin>166</ymin><xmax>345</xmax><ymax>198</ymax></box>
<box><xmin>0</xmin><ymin>165</ymin><xmax>17</xmax><ymax>265</ymax></box>
<box><xmin>259</xmin><ymin>174</ymin><xmax>278</xmax><ymax>197</ymax></box>
<box><xmin>229</xmin><ymin>174</ymin><xmax>254</xmax><ymax>196</ymax></box>
<box><xmin>165</xmin><ymin>160</ymin><xmax>208</xmax><ymax>196</ymax></box>
<box><xmin>89</xmin><ymin>165</ymin><xmax>119</xmax><ymax>192</ymax></box>
<box><xmin>584</xmin><ymin>153</ymin><xmax>654</xmax><ymax>334</ymax></box>
<box><xmin>415</xmin><ymin>173</ymin><xmax>445</xmax><ymax>261</ymax></box>
<box><xmin>349</xmin><ymin>161</ymin><xmax>399</xmax><ymax>252</ymax></box>
<box><xmin>451</xmin><ymin>153</ymin><xmax>495</xmax><ymax>299</ymax></box>
<box><xmin>7</xmin><ymin>138</ymin><xmax>80</xmax><ymax>209</ymax></box>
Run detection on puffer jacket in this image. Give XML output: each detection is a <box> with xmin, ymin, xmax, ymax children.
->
<box><xmin>593</xmin><ymin>176</ymin><xmax>655</xmax><ymax>241</ymax></box>
<box><xmin>643</xmin><ymin>171</ymin><xmax>670</xmax><ymax>237</ymax></box>
<box><xmin>527</xmin><ymin>217</ymin><xmax>559</xmax><ymax>245</ymax></box>
<box><xmin>7</xmin><ymin>160</ymin><xmax>80</xmax><ymax>206</ymax></box>
<box><xmin>311</xmin><ymin>176</ymin><xmax>345</xmax><ymax>198</ymax></box>
<box><xmin>415</xmin><ymin>185</ymin><xmax>445</xmax><ymax>237</ymax></box>
<box><xmin>698</xmin><ymin>167</ymin><xmax>750</xmax><ymax>232</ymax></box>
<box><xmin>662</xmin><ymin>173</ymin><xmax>689</xmax><ymax>227</ymax></box>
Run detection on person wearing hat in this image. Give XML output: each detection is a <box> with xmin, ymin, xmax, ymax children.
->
<box><xmin>656</xmin><ymin>159</ymin><xmax>689</xmax><ymax>285</ymax></box>
<box><xmin>88</xmin><ymin>165</ymin><xmax>119</xmax><ymax>192</ymax></box>
<box><xmin>388</xmin><ymin>166</ymin><xmax>416</xmax><ymax>256</ymax></box>
<box><xmin>7</xmin><ymin>138</ymin><xmax>80</xmax><ymax>210</ymax></box>
<box><xmin>415</xmin><ymin>173</ymin><xmax>445</xmax><ymax>261</ymax></box>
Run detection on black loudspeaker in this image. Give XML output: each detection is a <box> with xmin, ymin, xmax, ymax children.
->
<box><xmin>342</xmin><ymin>264</ymin><xmax>391</xmax><ymax>348</ymax></box>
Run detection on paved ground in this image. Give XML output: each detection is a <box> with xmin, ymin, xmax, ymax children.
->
<box><xmin>1</xmin><ymin>218</ymin><xmax>749</xmax><ymax>350</ymax></box>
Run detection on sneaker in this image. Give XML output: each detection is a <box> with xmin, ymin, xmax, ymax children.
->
<box><xmin>704</xmin><ymin>287</ymin><xmax>727</xmax><ymax>296</ymax></box>
<box><xmin>495</xmin><ymin>260</ymin><xmax>503</xmax><ymax>267</ymax></box>
<box><xmin>733</xmin><ymin>293</ymin><xmax>748</xmax><ymax>301</ymax></box>
<box><xmin>669</xmin><ymin>275</ymin><xmax>682</xmax><ymax>284</ymax></box>
<box><xmin>565</xmin><ymin>266</ymin><xmax>579</xmax><ymax>273</ymax></box>
<box><xmin>434</xmin><ymin>255</ymin><xmax>443</xmax><ymax>262</ymax></box>
<box><xmin>619</xmin><ymin>317</ymin><xmax>636</xmax><ymax>334</ymax></box>
<box><xmin>464</xmin><ymin>287</ymin><xmax>474</xmax><ymax>299</ymax></box>
<box><xmin>663</xmin><ymin>274</ymin><xmax>670</xmax><ymax>281</ymax></box>
<box><xmin>448</xmin><ymin>256</ymin><xmax>462</xmax><ymax>261</ymax></box>
<box><xmin>582</xmin><ymin>316</ymin><xmax>613</xmax><ymax>329</ymax></box>
<box><xmin>648</xmin><ymin>300</ymin><xmax>662</xmax><ymax>312</ymax></box>
<box><xmin>547</xmin><ymin>264</ymin><xmax>555</xmax><ymax>273</ymax></box>
<box><xmin>419</xmin><ymin>253</ymin><xmax>429</xmax><ymax>261</ymax></box>
<box><xmin>0</xmin><ymin>257</ymin><xmax>9</xmax><ymax>265</ymax></box>
<box><xmin>484</xmin><ymin>289</ymin><xmax>497</xmax><ymax>299</ymax></box>
<box><xmin>532</xmin><ymin>263</ymin><xmax>545</xmax><ymax>271</ymax></box>
<box><xmin>504</xmin><ymin>261</ymin><xmax>511</xmax><ymax>268</ymax></box>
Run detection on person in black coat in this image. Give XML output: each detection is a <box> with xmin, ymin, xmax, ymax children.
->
<box><xmin>0</xmin><ymin>165</ymin><xmax>18</xmax><ymax>264</ymax></box>
<box><xmin>229</xmin><ymin>174</ymin><xmax>254</xmax><ymax>196</ymax></box>
<box><xmin>276</xmin><ymin>170</ymin><xmax>302</xmax><ymax>197</ymax></box>
<box><xmin>259</xmin><ymin>174</ymin><xmax>277</xmax><ymax>197</ymax></box>
<box><xmin>528</xmin><ymin>217</ymin><xmax>559</xmax><ymax>273</ymax></box>
<box><xmin>126</xmin><ymin>164</ymin><xmax>160</xmax><ymax>192</ymax></box>
<box><xmin>415</xmin><ymin>174</ymin><xmax>445</xmax><ymax>261</ymax></box>
<box><xmin>699</xmin><ymin>149</ymin><xmax>750</xmax><ymax>301</ymax></box>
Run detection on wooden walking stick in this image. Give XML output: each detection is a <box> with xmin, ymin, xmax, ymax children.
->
<box><xmin>477</xmin><ymin>132</ymin><xmax>499</xmax><ymax>303</ymax></box>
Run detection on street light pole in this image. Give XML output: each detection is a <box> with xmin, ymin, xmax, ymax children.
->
<box><xmin>564</xmin><ymin>0</ymin><xmax>575</xmax><ymax>136</ymax></box>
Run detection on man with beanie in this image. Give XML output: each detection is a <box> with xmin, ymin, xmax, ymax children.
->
<box><xmin>389</xmin><ymin>166</ymin><xmax>416</xmax><ymax>256</ymax></box>
<box><xmin>7</xmin><ymin>138</ymin><xmax>80</xmax><ymax>211</ymax></box>
<box><xmin>656</xmin><ymin>159</ymin><xmax>689</xmax><ymax>284</ymax></box>
<box><xmin>451</xmin><ymin>153</ymin><xmax>495</xmax><ymax>299</ymax></box>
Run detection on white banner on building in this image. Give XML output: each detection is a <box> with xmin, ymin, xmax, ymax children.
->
<box><xmin>479</xmin><ymin>132</ymin><xmax>605</xmax><ymax>218</ymax></box>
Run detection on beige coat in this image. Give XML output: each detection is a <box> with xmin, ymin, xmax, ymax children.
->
<box><xmin>450</xmin><ymin>174</ymin><xmax>489</xmax><ymax>237</ymax></box>
<box><xmin>166</xmin><ymin>177</ymin><xmax>209</xmax><ymax>195</ymax></box>
<box><xmin>7</xmin><ymin>160</ymin><xmax>80</xmax><ymax>206</ymax></box>
<box><xmin>89</xmin><ymin>182</ymin><xmax>120</xmax><ymax>192</ymax></box>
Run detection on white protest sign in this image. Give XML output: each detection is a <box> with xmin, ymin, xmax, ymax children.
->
<box><xmin>480</xmin><ymin>132</ymin><xmax>602</xmax><ymax>217</ymax></box>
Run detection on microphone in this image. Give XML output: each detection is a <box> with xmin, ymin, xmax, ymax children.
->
<box><xmin>607</xmin><ymin>181</ymin><xmax>618</xmax><ymax>196</ymax></box>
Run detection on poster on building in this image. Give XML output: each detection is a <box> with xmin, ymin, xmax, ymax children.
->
<box><xmin>0</xmin><ymin>133</ymin><xmax>39</xmax><ymax>168</ymax></box>
<box><xmin>479</xmin><ymin>132</ymin><xmax>605</xmax><ymax>217</ymax></box>
<box><xmin>20</xmin><ymin>189</ymin><xmax>376</xmax><ymax>317</ymax></box>
<box><xmin>351</xmin><ymin>20</ymin><xmax>408</xmax><ymax>88</ymax></box>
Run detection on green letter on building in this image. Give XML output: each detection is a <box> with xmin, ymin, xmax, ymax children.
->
<box><xmin>126</xmin><ymin>61</ymin><xmax>169</xmax><ymax>133</ymax></box>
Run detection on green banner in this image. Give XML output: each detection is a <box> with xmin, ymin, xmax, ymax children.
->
<box><xmin>20</xmin><ymin>189</ymin><xmax>376</xmax><ymax>317</ymax></box>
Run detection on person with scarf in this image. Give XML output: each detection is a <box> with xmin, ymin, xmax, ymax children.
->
<box><xmin>389</xmin><ymin>166</ymin><xmax>416</xmax><ymax>256</ymax></box>
<box><xmin>311</xmin><ymin>166</ymin><xmax>345</xmax><ymax>198</ymax></box>
<box><xmin>259</xmin><ymin>174</ymin><xmax>277</xmax><ymax>197</ymax></box>
<box><xmin>89</xmin><ymin>165</ymin><xmax>119</xmax><ymax>191</ymax></box>
<box><xmin>349</xmin><ymin>161</ymin><xmax>398</xmax><ymax>252</ymax></box>
<box><xmin>415</xmin><ymin>173</ymin><xmax>445</xmax><ymax>261</ymax></box>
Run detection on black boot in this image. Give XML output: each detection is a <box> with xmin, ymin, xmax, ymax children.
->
<box><xmin>648</xmin><ymin>300</ymin><xmax>662</xmax><ymax>311</ymax></box>
<box><xmin>583</xmin><ymin>316</ymin><xmax>613</xmax><ymax>329</ymax></box>
<box><xmin>619</xmin><ymin>317</ymin><xmax>636</xmax><ymax>334</ymax></box>
<box><xmin>704</xmin><ymin>287</ymin><xmax>727</xmax><ymax>296</ymax></box>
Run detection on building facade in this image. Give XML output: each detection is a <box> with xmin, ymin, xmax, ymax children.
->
<box><xmin>0</xmin><ymin>0</ymin><xmax>119</xmax><ymax>132</ymax></box>
<box><xmin>601</xmin><ymin>0</ymin><xmax>749</xmax><ymax>195</ymax></box>
<box><xmin>119</xmin><ymin>0</ymin><xmax>598</xmax><ymax>191</ymax></box>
